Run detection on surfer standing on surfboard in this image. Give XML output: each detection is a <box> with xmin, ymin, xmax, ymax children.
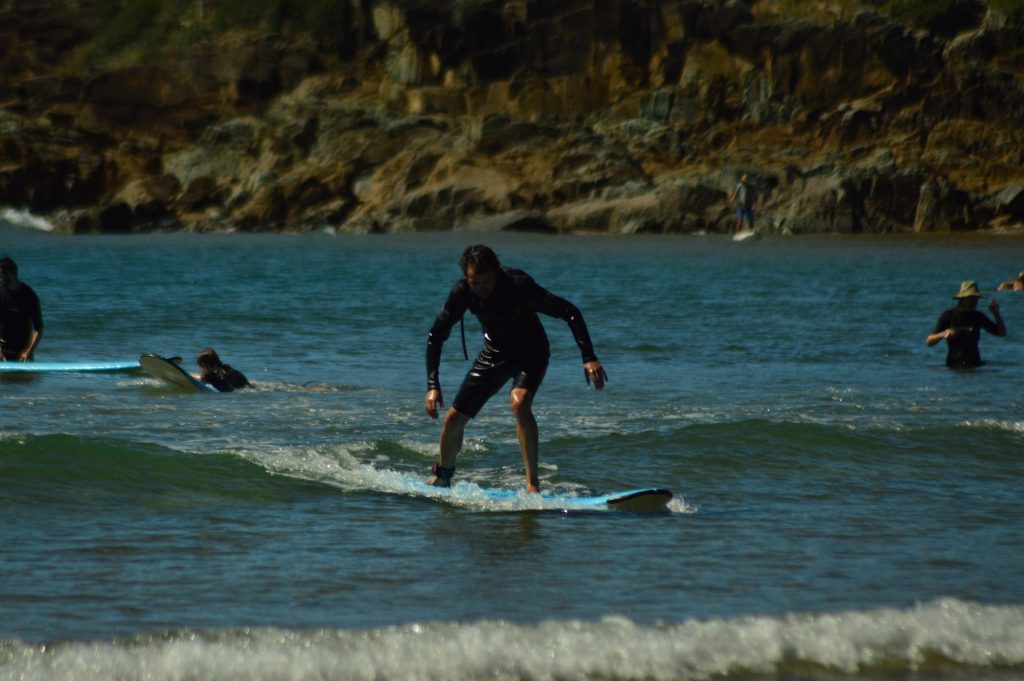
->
<box><xmin>424</xmin><ymin>244</ymin><xmax>607</xmax><ymax>493</ymax></box>
<box><xmin>0</xmin><ymin>256</ymin><xmax>43</xmax><ymax>362</ymax></box>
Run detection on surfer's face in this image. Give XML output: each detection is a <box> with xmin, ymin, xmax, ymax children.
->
<box><xmin>465</xmin><ymin>265</ymin><xmax>497</xmax><ymax>299</ymax></box>
<box><xmin>959</xmin><ymin>296</ymin><xmax>979</xmax><ymax>311</ymax></box>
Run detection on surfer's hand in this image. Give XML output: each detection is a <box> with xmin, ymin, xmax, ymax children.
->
<box><xmin>990</xmin><ymin>298</ymin><xmax>1000</xmax><ymax>315</ymax></box>
<box><xmin>425</xmin><ymin>389</ymin><xmax>444</xmax><ymax>418</ymax></box>
<box><xmin>584</xmin><ymin>361</ymin><xmax>607</xmax><ymax>390</ymax></box>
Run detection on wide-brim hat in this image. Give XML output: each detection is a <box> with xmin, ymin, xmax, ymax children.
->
<box><xmin>953</xmin><ymin>280</ymin><xmax>984</xmax><ymax>299</ymax></box>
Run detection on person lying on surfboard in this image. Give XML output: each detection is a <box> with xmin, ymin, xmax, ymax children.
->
<box><xmin>997</xmin><ymin>270</ymin><xmax>1024</xmax><ymax>291</ymax></box>
<box><xmin>423</xmin><ymin>244</ymin><xmax>607</xmax><ymax>493</ymax></box>
<box><xmin>194</xmin><ymin>347</ymin><xmax>249</xmax><ymax>392</ymax></box>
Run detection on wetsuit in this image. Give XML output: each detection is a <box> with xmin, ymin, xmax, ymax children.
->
<box><xmin>426</xmin><ymin>267</ymin><xmax>598</xmax><ymax>417</ymax></box>
<box><xmin>200</xmin><ymin>364</ymin><xmax>249</xmax><ymax>392</ymax></box>
<box><xmin>931</xmin><ymin>308</ymin><xmax>1001</xmax><ymax>368</ymax></box>
<box><xmin>0</xmin><ymin>283</ymin><xmax>43</xmax><ymax>359</ymax></box>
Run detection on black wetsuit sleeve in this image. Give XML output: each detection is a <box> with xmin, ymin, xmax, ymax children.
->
<box><xmin>975</xmin><ymin>311</ymin><xmax>1001</xmax><ymax>335</ymax></box>
<box><xmin>520</xmin><ymin>275</ymin><xmax>598</xmax><ymax>364</ymax></box>
<box><xmin>201</xmin><ymin>365</ymin><xmax>249</xmax><ymax>392</ymax></box>
<box><xmin>931</xmin><ymin>309</ymin><xmax>953</xmax><ymax>334</ymax></box>
<box><xmin>426</xmin><ymin>281</ymin><xmax>469</xmax><ymax>391</ymax></box>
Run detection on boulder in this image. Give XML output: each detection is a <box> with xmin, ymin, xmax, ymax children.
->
<box><xmin>994</xmin><ymin>184</ymin><xmax>1024</xmax><ymax>219</ymax></box>
<box><xmin>913</xmin><ymin>178</ymin><xmax>973</xmax><ymax>233</ymax></box>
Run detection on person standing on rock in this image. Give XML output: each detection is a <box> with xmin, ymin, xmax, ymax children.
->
<box><xmin>729</xmin><ymin>173</ymin><xmax>758</xmax><ymax>233</ymax></box>
<box><xmin>926</xmin><ymin>280</ymin><xmax>1006</xmax><ymax>369</ymax></box>
<box><xmin>423</xmin><ymin>244</ymin><xmax>607</xmax><ymax>493</ymax></box>
<box><xmin>0</xmin><ymin>256</ymin><xmax>44</xmax><ymax>361</ymax></box>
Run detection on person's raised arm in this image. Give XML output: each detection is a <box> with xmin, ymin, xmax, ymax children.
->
<box><xmin>989</xmin><ymin>298</ymin><xmax>1007</xmax><ymax>337</ymax></box>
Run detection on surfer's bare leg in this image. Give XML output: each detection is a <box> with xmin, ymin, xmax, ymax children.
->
<box><xmin>429</xmin><ymin>407</ymin><xmax>468</xmax><ymax>486</ymax></box>
<box><xmin>510</xmin><ymin>388</ymin><xmax>540</xmax><ymax>493</ymax></box>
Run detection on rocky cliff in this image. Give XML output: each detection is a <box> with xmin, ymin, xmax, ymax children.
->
<box><xmin>3</xmin><ymin>0</ymin><xmax>1024</xmax><ymax>235</ymax></box>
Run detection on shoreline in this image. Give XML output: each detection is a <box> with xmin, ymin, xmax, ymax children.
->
<box><xmin>5</xmin><ymin>207</ymin><xmax>1024</xmax><ymax>238</ymax></box>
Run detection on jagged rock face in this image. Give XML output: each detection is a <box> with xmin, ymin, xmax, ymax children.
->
<box><xmin>1</xmin><ymin>0</ymin><xmax>1023</xmax><ymax>234</ymax></box>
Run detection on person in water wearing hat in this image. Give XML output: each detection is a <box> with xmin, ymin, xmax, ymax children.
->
<box><xmin>926</xmin><ymin>280</ymin><xmax>1006</xmax><ymax>369</ymax></box>
<box><xmin>997</xmin><ymin>270</ymin><xmax>1024</xmax><ymax>291</ymax></box>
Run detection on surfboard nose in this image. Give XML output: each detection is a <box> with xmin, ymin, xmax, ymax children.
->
<box><xmin>606</xmin><ymin>488</ymin><xmax>673</xmax><ymax>513</ymax></box>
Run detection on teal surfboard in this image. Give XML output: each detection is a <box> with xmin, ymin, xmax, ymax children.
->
<box><xmin>0</xmin><ymin>360</ymin><xmax>140</xmax><ymax>373</ymax></box>
<box><xmin>139</xmin><ymin>354</ymin><xmax>219</xmax><ymax>393</ymax></box>
<box><xmin>409</xmin><ymin>482</ymin><xmax>672</xmax><ymax>513</ymax></box>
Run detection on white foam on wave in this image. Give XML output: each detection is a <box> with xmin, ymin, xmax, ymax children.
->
<box><xmin>3</xmin><ymin>599</ymin><xmax>1021</xmax><ymax>681</ymax></box>
<box><xmin>1</xmin><ymin>207</ymin><xmax>54</xmax><ymax>232</ymax></box>
<box><xmin>960</xmin><ymin>417</ymin><xmax>1024</xmax><ymax>434</ymax></box>
<box><xmin>235</xmin><ymin>442</ymin><xmax>693</xmax><ymax>513</ymax></box>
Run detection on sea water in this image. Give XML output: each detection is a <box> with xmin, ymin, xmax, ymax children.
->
<box><xmin>1</xmin><ymin>222</ymin><xmax>1023</xmax><ymax>680</ymax></box>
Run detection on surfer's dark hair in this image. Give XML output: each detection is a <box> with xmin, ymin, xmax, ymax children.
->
<box><xmin>197</xmin><ymin>347</ymin><xmax>223</xmax><ymax>370</ymax></box>
<box><xmin>0</xmin><ymin>257</ymin><xmax>16</xmax><ymax>275</ymax></box>
<box><xmin>460</xmin><ymin>244</ymin><xmax>499</xmax><ymax>274</ymax></box>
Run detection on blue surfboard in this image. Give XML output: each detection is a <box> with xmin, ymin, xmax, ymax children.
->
<box><xmin>0</xmin><ymin>360</ymin><xmax>140</xmax><ymax>373</ymax></box>
<box><xmin>139</xmin><ymin>354</ymin><xmax>219</xmax><ymax>393</ymax></box>
<box><xmin>408</xmin><ymin>481</ymin><xmax>672</xmax><ymax>513</ymax></box>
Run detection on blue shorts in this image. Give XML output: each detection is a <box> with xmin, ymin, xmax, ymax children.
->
<box><xmin>736</xmin><ymin>207</ymin><xmax>755</xmax><ymax>222</ymax></box>
<box><xmin>452</xmin><ymin>345</ymin><xmax>549</xmax><ymax>418</ymax></box>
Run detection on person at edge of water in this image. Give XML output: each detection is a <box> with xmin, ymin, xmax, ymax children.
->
<box><xmin>194</xmin><ymin>347</ymin><xmax>249</xmax><ymax>392</ymax></box>
<box><xmin>728</xmin><ymin>173</ymin><xmax>758</xmax><ymax>233</ymax></box>
<box><xmin>0</xmin><ymin>256</ymin><xmax>43</xmax><ymax>362</ymax></box>
<box><xmin>925</xmin><ymin>280</ymin><xmax>1006</xmax><ymax>369</ymax></box>
<box><xmin>423</xmin><ymin>244</ymin><xmax>608</xmax><ymax>493</ymax></box>
<box><xmin>997</xmin><ymin>270</ymin><xmax>1024</xmax><ymax>291</ymax></box>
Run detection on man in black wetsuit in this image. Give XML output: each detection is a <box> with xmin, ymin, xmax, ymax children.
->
<box><xmin>196</xmin><ymin>347</ymin><xmax>249</xmax><ymax>392</ymax></box>
<box><xmin>0</xmin><ymin>256</ymin><xmax>43</xmax><ymax>361</ymax></box>
<box><xmin>424</xmin><ymin>245</ymin><xmax>607</xmax><ymax>493</ymax></box>
<box><xmin>926</xmin><ymin>280</ymin><xmax>1006</xmax><ymax>368</ymax></box>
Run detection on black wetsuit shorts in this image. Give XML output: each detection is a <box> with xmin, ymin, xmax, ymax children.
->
<box><xmin>452</xmin><ymin>344</ymin><xmax>548</xmax><ymax>418</ymax></box>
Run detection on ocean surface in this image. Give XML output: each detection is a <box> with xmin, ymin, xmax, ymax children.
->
<box><xmin>1</xmin><ymin>218</ymin><xmax>1023</xmax><ymax>681</ymax></box>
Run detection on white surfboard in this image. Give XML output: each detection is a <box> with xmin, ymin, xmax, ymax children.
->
<box><xmin>0</xmin><ymin>360</ymin><xmax>140</xmax><ymax>373</ymax></box>
<box><xmin>139</xmin><ymin>354</ymin><xmax>219</xmax><ymax>393</ymax></box>
<box><xmin>732</xmin><ymin>229</ymin><xmax>759</xmax><ymax>242</ymax></box>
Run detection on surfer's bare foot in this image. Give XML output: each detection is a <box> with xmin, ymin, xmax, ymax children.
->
<box><xmin>428</xmin><ymin>464</ymin><xmax>454</xmax><ymax>487</ymax></box>
<box><xmin>526</xmin><ymin>484</ymin><xmax>539</xmax><ymax>494</ymax></box>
